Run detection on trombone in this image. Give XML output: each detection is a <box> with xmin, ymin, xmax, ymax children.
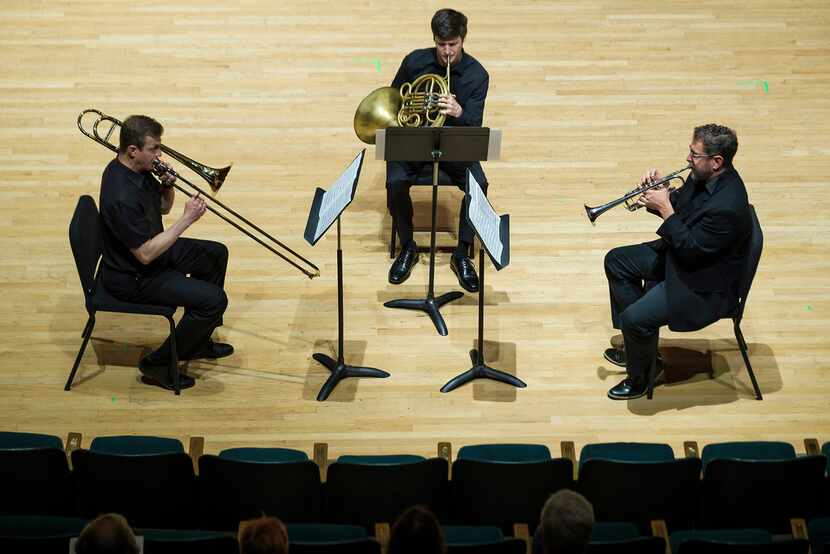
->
<box><xmin>584</xmin><ymin>165</ymin><xmax>691</xmax><ymax>224</ymax></box>
<box><xmin>77</xmin><ymin>109</ymin><xmax>320</xmax><ymax>279</ymax></box>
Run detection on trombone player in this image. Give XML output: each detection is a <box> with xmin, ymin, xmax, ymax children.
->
<box><xmin>386</xmin><ymin>8</ymin><xmax>489</xmax><ymax>292</ymax></box>
<box><xmin>603</xmin><ymin>124</ymin><xmax>751</xmax><ymax>400</ymax></box>
<box><xmin>99</xmin><ymin>115</ymin><xmax>233</xmax><ymax>390</ymax></box>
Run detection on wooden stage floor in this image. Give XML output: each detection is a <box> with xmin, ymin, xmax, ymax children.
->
<box><xmin>1</xmin><ymin>1</ymin><xmax>828</xmax><ymax>458</ymax></box>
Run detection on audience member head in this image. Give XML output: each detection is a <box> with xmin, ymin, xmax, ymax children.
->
<box><xmin>238</xmin><ymin>516</ymin><xmax>289</xmax><ymax>554</ymax></box>
<box><xmin>388</xmin><ymin>505</ymin><xmax>446</xmax><ymax>554</ymax></box>
<box><xmin>74</xmin><ymin>513</ymin><xmax>139</xmax><ymax>554</ymax></box>
<box><xmin>539</xmin><ymin>490</ymin><xmax>594</xmax><ymax>554</ymax></box>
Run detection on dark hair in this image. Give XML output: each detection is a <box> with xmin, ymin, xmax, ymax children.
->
<box><xmin>693</xmin><ymin>123</ymin><xmax>738</xmax><ymax>165</ymax></box>
<box><xmin>388</xmin><ymin>506</ymin><xmax>446</xmax><ymax>554</ymax></box>
<box><xmin>431</xmin><ymin>9</ymin><xmax>467</xmax><ymax>40</ymax></box>
<box><xmin>238</xmin><ymin>516</ymin><xmax>289</xmax><ymax>554</ymax></box>
<box><xmin>118</xmin><ymin>114</ymin><xmax>163</xmax><ymax>154</ymax></box>
<box><xmin>540</xmin><ymin>490</ymin><xmax>594</xmax><ymax>554</ymax></box>
<box><xmin>74</xmin><ymin>513</ymin><xmax>139</xmax><ymax>554</ymax></box>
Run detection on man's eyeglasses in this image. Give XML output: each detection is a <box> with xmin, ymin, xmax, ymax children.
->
<box><xmin>688</xmin><ymin>147</ymin><xmax>717</xmax><ymax>160</ymax></box>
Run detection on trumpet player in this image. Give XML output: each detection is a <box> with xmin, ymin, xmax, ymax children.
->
<box><xmin>386</xmin><ymin>8</ymin><xmax>489</xmax><ymax>292</ymax></box>
<box><xmin>603</xmin><ymin>124</ymin><xmax>751</xmax><ymax>400</ymax></box>
<box><xmin>99</xmin><ymin>115</ymin><xmax>233</xmax><ymax>390</ymax></box>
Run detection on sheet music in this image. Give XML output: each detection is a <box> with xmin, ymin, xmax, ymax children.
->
<box><xmin>315</xmin><ymin>151</ymin><xmax>363</xmax><ymax>240</ymax></box>
<box><xmin>467</xmin><ymin>171</ymin><xmax>503</xmax><ymax>262</ymax></box>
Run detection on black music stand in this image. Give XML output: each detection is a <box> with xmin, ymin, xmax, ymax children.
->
<box><xmin>440</xmin><ymin>170</ymin><xmax>526</xmax><ymax>393</ymax></box>
<box><xmin>304</xmin><ymin>150</ymin><xmax>389</xmax><ymax>401</ymax></box>
<box><xmin>379</xmin><ymin>127</ymin><xmax>495</xmax><ymax>336</ymax></box>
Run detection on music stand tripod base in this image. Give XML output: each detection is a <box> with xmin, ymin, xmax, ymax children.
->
<box><xmin>384</xmin><ymin>291</ymin><xmax>463</xmax><ymax>337</ymax></box>
<box><xmin>440</xmin><ymin>349</ymin><xmax>527</xmax><ymax>393</ymax></box>
<box><xmin>313</xmin><ymin>353</ymin><xmax>389</xmax><ymax>401</ymax></box>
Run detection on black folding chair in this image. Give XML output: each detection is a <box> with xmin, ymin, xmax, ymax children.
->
<box><xmin>648</xmin><ymin>204</ymin><xmax>764</xmax><ymax>399</ymax></box>
<box><xmin>66</xmin><ymin>195</ymin><xmax>182</xmax><ymax>394</ymax></box>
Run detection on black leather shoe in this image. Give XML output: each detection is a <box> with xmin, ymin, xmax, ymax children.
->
<box><xmin>450</xmin><ymin>254</ymin><xmax>479</xmax><ymax>293</ymax></box>
<box><xmin>607</xmin><ymin>377</ymin><xmax>648</xmax><ymax>400</ymax></box>
<box><xmin>139</xmin><ymin>357</ymin><xmax>195</xmax><ymax>390</ymax></box>
<box><xmin>187</xmin><ymin>340</ymin><xmax>234</xmax><ymax>361</ymax></box>
<box><xmin>389</xmin><ymin>241</ymin><xmax>419</xmax><ymax>284</ymax></box>
<box><xmin>603</xmin><ymin>348</ymin><xmax>664</xmax><ymax>370</ymax></box>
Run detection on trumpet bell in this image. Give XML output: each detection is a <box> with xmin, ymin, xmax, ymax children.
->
<box><xmin>354</xmin><ymin>86</ymin><xmax>402</xmax><ymax>144</ymax></box>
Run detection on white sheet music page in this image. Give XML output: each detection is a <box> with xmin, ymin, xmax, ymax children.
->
<box><xmin>316</xmin><ymin>151</ymin><xmax>363</xmax><ymax>241</ymax></box>
<box><xmin>468</xmin><ymin>171</ymin><xmax>503</xmax><ymax>262</ymax></box>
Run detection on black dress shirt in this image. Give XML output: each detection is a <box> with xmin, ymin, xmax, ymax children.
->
<box><xmin>99</xmin><ymin>158</ymin><xmax>167</xmax><ymax>279</ymax></box>
<box><xmin>391</xmin><ymin>47</ymin><xmax>489</xmax><ymax>127</ymax></box>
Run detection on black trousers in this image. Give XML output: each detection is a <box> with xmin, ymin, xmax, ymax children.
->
<box><xmin>604</xmin><ymin>243</ymin><xmax>669</xmax><ymax>381</ymax></box>
<box><xmin>386</xmin><ymin>160</ymin><xmax>488</xmax><ymax>253</ymax></box>
<box><xmin>107</xmin><ymin>238</ymin><xmax>229</xmax><ymax>360</ymax></box>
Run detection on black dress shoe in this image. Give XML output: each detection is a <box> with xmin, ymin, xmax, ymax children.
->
<box><xmin>187</xmin><ymin>340</ymin><xmax>234</xmax><ymax>361</ymax></box>
<box><xmin>450</xmin><ymin>254</ymin><xmax>479</xmax><ymax>292</ymax></box>
<box><xmin>607</xmin><ymin>377</ymin><xmax>648</xmax><ymax>400</ymax></box>
<box><xmin>389</xmin><ymin>241</ymin><xmax>419</xmax><ymax>284</ymax></box>
<box><xmin>139</xmin><ymin>357</ymin><xmax>195</xmax><ymax>390</ymax></box>
<box><xmin>603</xmin><ymin>348</ymin><xmax>664</xmax><ymax>370</ymax></box>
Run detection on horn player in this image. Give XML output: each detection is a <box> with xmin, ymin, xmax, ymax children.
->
<box><xmin>98</xmin><ymin>115</ymin><xmax>233</xmax><ymax>390</ymax></box>
<box><xmin>386</xmin><ymin>8</ymin><xmax>489</xmax><ymax>293</ymax></box>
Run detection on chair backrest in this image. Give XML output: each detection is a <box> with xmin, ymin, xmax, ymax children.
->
<box><xmin>676</xmin><ymin>539</ymin><xmax>809</xmax><ymax>554</ymax></box>
<box><xmin>69</xmin><ymin>195</ymin><xmax>103</xmax><ymax>300</ymax></box>
<box><xmin>219</xmin><ymin>447</ymin><xmax>308</xmax><ymax>463</ymax></box>
<box><xmin>90</xmin><ymin>435</ymin><xmax>185</xmax><ymax>456</ymax></box>
<box><xmin>325</xmin><ymin>457</ymin><xmax>449</xmax><ymax>529</ymax></box>
<box><xmin>198</xmin><ymin>455</ymin><xmax>322</xmax><ymax>531</ymax></box>
<box><xmin>0</xmin><ymin>431</ymin><xmax>63</xmax><ymax>450</ymax></box>
<box><xmin>734</xmin><ymin>204</ymin><xmax>763</xmax><ymax>323</ymax></box>
<box><xmin>0</xmin><ymin>449</ymin><xmax>74</xmax><ymax>516</ymax></box>
<box><xmin>139</xmin><ymin>529</ymin><xmax>239</xmax><ymax>554</ymax></box>
<box><xmin>586</xmin><ymin>536</ymin><xmax>666</xmax><ymax>554</ymax></box>
<box><xmin>450</xmin><ymin>458</ymin><xmax>573</xmax><ymax>534</ymax></box>
<box><xmin>577</xmin><ymin>458</ymin><xmax>701</xmax><ymax>533</ymax></box>
<box><xmin>808</xmin><ymin>517</ymin><xmax>830</xmax><ymax>554</ymax></box>
<box><xmin>701</xmin><ymin>456</ymin><xmax>827</xmax><ymax>532</ymax></box>
<box><xmin>287</xmin><ymin>524</ymin><xmax>380</xmax><ymax>554</ymax></box>
<box><xmin>72</xmin><ymin>449</ymin><xmax>197</xmax><ymax>529</ymax></box>
<box><xmin>701</xmin><ymin>441</ymin><xmax>795</xmax><ymax>469</ymax></box>
<box><xmin>457</xmin><ymin>443</ymin><xmax>551</xmax><ymax>463</ymax></box>
<box><xmin>579</xmin><ymin>442</ymin><xmax>675</xmax><ymax>469</ymax></box>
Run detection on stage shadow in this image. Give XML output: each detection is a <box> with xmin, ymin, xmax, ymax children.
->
<box><xmin>61</xmin><ymin>337</ymin><xmax>224</xmax><ymax>396</ymax></box>
<box><xmin>302</xmin><ymin>339</ymin><xmax>373</xmax><ymax>402</ymax></box>
<box><xmin>597</xmin><ymin>335</ymin><xmax>781</xmax><ymax>415</ymax></box>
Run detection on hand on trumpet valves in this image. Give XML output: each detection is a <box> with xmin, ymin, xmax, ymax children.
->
<box><xmin>637</xmin><ymin>171</ymin><xmax>674</xmax><ymax>219</ymax></box>
<box><xmin>183</xmin><ymin>193</ymin><xmax>207</xmax><ymax>225</ymax></box>
<box><xmin>437</xmin><ymin>93</ymin><xmax>462</xmax><ymax>118</ymax></box>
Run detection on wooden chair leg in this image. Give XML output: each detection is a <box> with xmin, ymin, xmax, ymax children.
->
<box><xmin>734</xmin><ymin>321</ymin><xmax>763</xmax><ymax>400</ymax></box>
<box><xmin>66</xmin><ymin>314</ymin><xmax>95</xmax><ymax>391</ymax></box>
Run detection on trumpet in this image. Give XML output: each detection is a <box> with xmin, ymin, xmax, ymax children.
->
<box><xmin>77</xmin><ymin>109</ymin><xmax>320</xmax><ymax>279</ymax></box>
<box><xmin>354</xmin><ymin>54</ymin><xmax>452</xmax><ymax>144</ymax></box>
<box><xmin>584</xmin><ymin>165</ymin><xmax>691</xmax><ymax>224</ymax></box>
